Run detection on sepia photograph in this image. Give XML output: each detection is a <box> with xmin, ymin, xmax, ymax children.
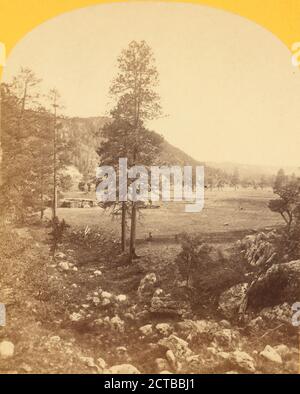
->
<box><xmin>0</xmin><ymin>1</ymin><xmax>299</xmax><ymax>376</ymax></box>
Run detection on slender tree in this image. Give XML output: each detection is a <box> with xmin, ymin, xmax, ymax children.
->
<box><xmin>109</xmin><ymin>40</ymin><xmax>162</xmax><ymax>262</ymax></box>
<box><xmin>97</xmin><ymin>111</ymin><xmax>163</xmax><ymax>253</ymax></box>
<box><xmin>97</xmin><ymin>116</ymin><xmax>131</xmax><ymax>251</ymax></box>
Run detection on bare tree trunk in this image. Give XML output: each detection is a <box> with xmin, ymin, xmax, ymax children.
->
<box><xmin>0</xmin><ymin>85</ymin><xmax>2</xmax><ymax>189</ymax></box>
<box><xmin>40</xmin><ymin>186</ymin><xmax>44</xmax><ymax>220</ymax></box>
<box><xmin>0</xmin><ymin>85</ymin><xmax>4</xmax><ymax>228</ymax></box>
<box><xmin>121</xmin><ymin>202</ymin><xmax>126</xmax><ymax>252</ymax></box>
<box><xmin>129</xmin><ymin>202</ymin><xmax>137</xmax><ymax>262</ymax></box>
<box><xmin>52</xmin><ymin>100</ymin><xmax>57</xmax><ymax>220</ymax></box>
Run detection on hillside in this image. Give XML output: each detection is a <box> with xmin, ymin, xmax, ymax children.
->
<box><xmin>62</xmin><ymin>116</ymin><xmax>220</xmax><ymax>182</ymax></box>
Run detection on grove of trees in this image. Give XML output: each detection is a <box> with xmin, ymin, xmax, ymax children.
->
<box><xmin>0</xmin><ymin>68</ymin><xmax>71</xmax><ymax>224</ymax></box>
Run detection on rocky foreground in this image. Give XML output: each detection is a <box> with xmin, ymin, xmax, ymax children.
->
<box><xmin>0</xmin><ymin>226</ymin><xmax>299</xmax><ymax>374</ymax></box>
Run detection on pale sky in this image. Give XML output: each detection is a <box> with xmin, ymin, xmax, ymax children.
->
<box><xmin>3</xmin><ymin>2</ymin><xmax>300</xmax><ymax>167</ymax></box>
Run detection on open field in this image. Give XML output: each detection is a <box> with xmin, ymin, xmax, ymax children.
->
<box><xmin>52</xmin><ymin>187</ymin><xmax>283</xmax><ymax>243</ymax></box>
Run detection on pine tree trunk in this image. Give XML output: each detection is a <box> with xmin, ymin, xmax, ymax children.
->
<box><xmin>0</xmin><ymin>86</ymin><xmax>2</xmax><ymax>189</ymax></box>
<box><xmin>129</xmin><ymin>202</ymin><xmax>137</xmax><ymax>262</ymax></box>
<box><xmin>52</xmin><ymin>103</ymin><xmax>57</xmax><ymax>220</ymax></box>
<box><xmin>121</xmin><ymin>202</ymin><xmax>126</xmax><ymax>252</ymax></box>
<box><xmin>0</xmin><ymin>87</ymin><xmax>4</xmax><ymax>228</ymax></box>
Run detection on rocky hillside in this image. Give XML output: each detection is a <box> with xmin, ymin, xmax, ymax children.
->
<box><xmin>0</xmin><ymin>225</ymin><xmax>298</xmax><ymax>374</ymax></box>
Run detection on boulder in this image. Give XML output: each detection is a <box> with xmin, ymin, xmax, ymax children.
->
<box><xmin>260</xmin><ymin>345</ymin><xmax>282</xmax><ymax>364</ymax></box>
<box><xmin>259</xmin><ymin>303</ymin><xmax>292</xmax><ymax>324</ymax></box>
<box><xmin>230</xmin><ymin>350</ymin><xmax>256</xmax><ymax>373</ymax></box>
<box><xmin>248</xmin><ymin>260</ymin><xmax>300</xmax><ymax>309</ymax></box>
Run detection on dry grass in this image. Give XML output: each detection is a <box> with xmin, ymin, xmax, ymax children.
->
<box><xmin>52</xmin><ymin>187</ymin><xmax>282</xmax><ymax>243</ymax></box>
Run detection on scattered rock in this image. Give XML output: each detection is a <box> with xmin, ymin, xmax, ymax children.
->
<box><xmin>97</xmin><ymin>357</ymin><xmax>107</xmax><ymax>370</ymax></box>
<box><xmin>176</xmin><ymin>319</ymin><xmax>218</xmax><ymax>342</ymax></box>
<box><xmin>219</xmin><ymin>320</ymin><xmax>231</xmax><ymax>328</ymax></box>
<box><xmin>58</xmin><ymin>261</ymin><xmax>70</xmax><ymax>271</ymax></box>
<box><xmin>55</xmin><ymin>252</ymin><xmax>67</xmax><ymax>259</ymax></box>
<box><xmin>92</xmin><ymin>297</ymin><xmax>100</xmax><ymax>306</ymax></box>
<box><xmin>156</xmin><ymin>323</ymin><xmax>173</xmax><ymax>336</ymax></box>
<box><xmin>230</xmin><ymin>350</ymin><xmax>256</xmax><ymax>373</ymax></box>
<box><xmin>110</xmin><ymin>316</ymin><xmax>125</xmax><ymax>333</ymax></box>
<box><xmin>107</xmin><ymin>364</ymin><xmax>140</xmax><ymax>374</ymax></box>
<box><xmin>94</xmin><ymin>270</ymin><xmax>102</xmax><ymax>276</ymax></box>
<box><xmin>185</xmin><ymin>354</ymin><xmax>203</xmax><ymax>372</ymax></box>
<box><xmin>49</xmin><ymin>336</ymin><xmax>61</xmax><ymax>344</ymax></box>
<box><xmin>247</xmin><ymin>316</ymin><xmax>264</xmax><ymax>330</ymax></box>
<box><xmin>79</xmin><ymin>356</ymin><xmax>98</xmax><ymax>369</ymax></box>
<box><xmin>155</xmin><ymin>358</ymin><xmax>169</xmax><ymax>372</ymax></box>
<box><xmin>102</xmin><ymin>291</ymin><xmax>113</xmax><ymax>299</ymax></box>
<box><xmin>138</xmin><ymin>273</ymin><xmax>157</xmax><ymax>301</ymax></box>
<box><xmin>139</xmin><ymin>324</ymin><xmax>153</xmax><ymax>336</ymax></box>
<box><xmin>260</xmin><ymin>345</ymin><xmax>282</xmax><ymax>364</ymax></box>
<box><xmin>213</xmin><ymin>329</ymin><xmax>239</xmax><ymax>349</ymax></box>
<box><xmin>0</xmin><ymin>341</ymin><xmax>14</xmax><ymax>358</ymax></box>
<box><xmin>124</xmin><ymin>312</ymin><xmax>135</xmax><ymax>321</ymax></box>
<box><xmin>70</xmin><ymin>312</ymin><xmax>83</xmax><ymax>322</ymax></box>
<box><xmin>154</xmin><ymin>288</ymin><xmax>163</xmax><ymax>296</ymax></box>
<box><xmin>94</xmin><ymin>318</ymin><xmax>104</xmax><ymax>326</ymax></box>
<box><xmin>259</xmin><ymin>303</ymin><xmax>292</xmax><ymax>324</ymax></box>
<box><xmin>159</xmin><ymin>334</ymin><xmax>192</xmax><ymax>362</ymax></box>
<box><xmin>150</xmin><ymin>295</ymin><xmax>190</xmax><ymax>317</ymax></box>
<box><xmin>116</xmin><ymin>294</ymin><xmax>127</xmax><ymax>302</ymax></box>
<box><xmin>217</xmin><ymin>351</ymin><xmax>231</xmax><ymax>360</ymax></box>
